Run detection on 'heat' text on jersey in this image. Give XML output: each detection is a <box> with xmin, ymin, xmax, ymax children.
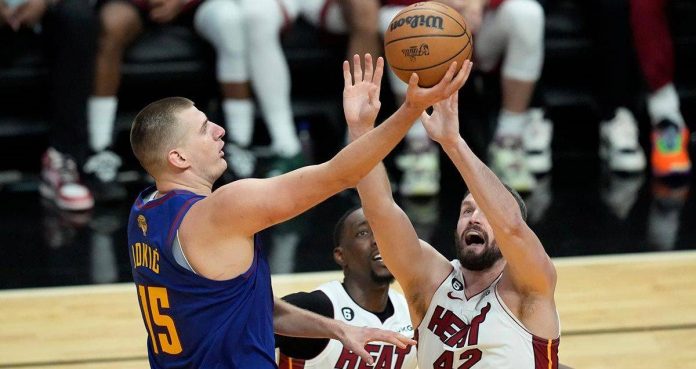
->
<box><xmin>427</xmin><ymin>303</ymin><xmax>491</xmax><ymax>348</ymax></box>
<box><xmin>335</xmin><ymin>343</ymin><xmax>412</xmax><ymax>369</ymax></box>
<box><xmin>131</xmin><ymin>242</ymin><xmax>160</xmax><ymax>274</ymax></box>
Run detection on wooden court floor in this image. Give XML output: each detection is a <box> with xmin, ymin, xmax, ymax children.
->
<box><xmin>1</xmin><ymin>250</ymin><xmax>695</xmax><ymax>369</ymax></box>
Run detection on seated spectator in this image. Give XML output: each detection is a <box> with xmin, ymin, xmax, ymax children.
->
<box><xmin>1</xmin><ymin>0</ymin><xmax>97</xmax><ymax>211</ymax></box>
<box><xmin>87</xmin><ymin>0</ymin><xmax>303</xmax><ymax>198</ymax></box>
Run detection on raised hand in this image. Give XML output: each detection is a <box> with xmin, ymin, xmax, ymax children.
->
<box><xmin>337</xmin><ymin>324</ymin><xmax>416</xmax><ymax>366</ymax></box>
<box><xmin>343</xmin><ymin>53</ymin><xmax>384</xmax><ymax>136</ymax></box>
<box><xmin>420</xmin><ymin>90</ymin><xmax>461</xmax><ymax>145</ymax></box>
<box><xmin>404</xmin><ymin>60</ymin><xmax>473</xmax><ymax>112</ymax></box>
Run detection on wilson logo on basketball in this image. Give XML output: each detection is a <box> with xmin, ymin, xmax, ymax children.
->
<box><xmin>401</xmin><ymin>44</ymin><xmax>430</xmax><ymax>61</ymax></box>
<box><xmin>389</xmin><ymin>15</ymin><xmax>444</xmax><ymax>31</ymax></box>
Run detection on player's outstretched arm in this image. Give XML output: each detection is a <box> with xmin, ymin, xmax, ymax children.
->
<box><xmin>352</xmin><ymin>61</ymin><xmax>473</xmax><ymax>324</ymax></box>
<box><xmin>273</xmin><ymin>297</ymin><xmax>416</xmax><ymax>366</ymax></box>
<box><xmin>421</xmin><ymin>92</ymin><xmax>556</xmax><ymax>297</ymax></box>
<box><xmin>207</xmin><ymin>55</ymin><xmax>470</xmax><ymax>238</ymax></box>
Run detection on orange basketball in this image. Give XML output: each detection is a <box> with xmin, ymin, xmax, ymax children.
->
<box><xmin>384</xmin><ymin>2</ymin><xmax>473</xmax><ymax>87</ymax></box>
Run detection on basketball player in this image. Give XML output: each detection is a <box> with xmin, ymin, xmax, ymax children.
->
<box><xmin>277</xmin><ymin>207</ymin><xmax>417</xmax><ymax>369</ymax></box>
<box><xmin>349</xmin><ymin>77</ymin><xmax>563</xmax><ymax>368</ymax></box>
<box><xmin>126</xmin><ymin>54</ymin><xmax>470</xmax><ymax>368</ymax></box>
<box><xmin>87</xmin><ymin>0</ymin><xmax>301</xmax><ymax>194</ymax></box>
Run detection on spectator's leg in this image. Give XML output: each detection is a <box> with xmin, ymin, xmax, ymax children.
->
<box><xmin>631</xmin><ymin>0</ymin><xmax>690</xmax><ymax>176</ymax></box>
<box><xmin>42</xmin><ymin>0</ymin><xmax>97</xmax><ymax>165</ymax></box>
<box><xmin>337</xmin><ymin>0</ymin><xmax>381</xmax><ymax>59</ymax></box>
<box><xmin>39</xmin><ymin>0</ymin><xmax>97</xmax><ymax>211</ymax></box>
<box><xmin>477</xmin><ymin>0</ymin><xmax>545</xmax><ymax>190</ymax></box>
<box><xmin>242</xmin><ymin>0</ymin><xmax>302</xmax><ymax>163</ymax></box>
<box><xmin>89</xmin><ymin>0</ymin><xmax>143</xmax><ymax>153</ymax></box>
<box><xmin>194</xmin><ymin>0</ymin><xmax>254</xmax><ymax>150</ymax></box>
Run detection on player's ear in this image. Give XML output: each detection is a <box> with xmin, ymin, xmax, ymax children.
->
<box><xmin>168</xmin><ymin>148</ymin><xmax>190</xmax><ymax>170</ymax></box>
<box><xmin>333</xmin><ymin>247</ymin><xmax>346</xmax><ymax>267</ymax></box>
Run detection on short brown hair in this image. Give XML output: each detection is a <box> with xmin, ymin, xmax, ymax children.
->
<box><xmin>463</xmin><ymin>183</ymin><xmax>528</xmax><ymax>221</ymax></box>
<box><xmin>130</xmin><ymin>97</ymin><xmax>194</xmax><ymax>174</ymax></box>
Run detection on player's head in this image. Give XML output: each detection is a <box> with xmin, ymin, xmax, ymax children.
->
<box><xmin>131</xmin><ymin>97</ymin><xmax>227</xmax><ymax>182</ymax></box>
<box><xmin>454</xmin><ymin>185</ymin><xmax>527</xmax><ymax>271</ymax></box>
<box><xmin>333</xmin><ymin>207</ymin><xmax>394</xmax><ymax>285</ymax></box>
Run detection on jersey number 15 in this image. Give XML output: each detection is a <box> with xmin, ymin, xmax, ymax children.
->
<box><xmin>137</xmin><ymin>285</ymin><xmax>183</xmax><ymax>355</ymax></box>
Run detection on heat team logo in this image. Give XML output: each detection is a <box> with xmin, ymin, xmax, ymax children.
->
<box><xmin>401</xmin><ymin>43</ymin><xmax>430</xmax><ymax>62</ymax></box>
<box><xmin>137</xmin><ymin>215</ymin><xmax>148</xmax><ymax>236</ymax></box>
<box><xmin>342</xmin><ymin>307</ymin><xmax>355</xmax><ymax>321</ymax></box>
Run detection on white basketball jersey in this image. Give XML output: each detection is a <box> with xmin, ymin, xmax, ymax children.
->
<box><xmin>279</xmin><ymin>281</ymin><xmax>417</xmax><ymax>369</ymax></box>
<box><xmin>416</xmin><ymin>260</ymin><xmax>559</xmax><ymax>369</ymax></box>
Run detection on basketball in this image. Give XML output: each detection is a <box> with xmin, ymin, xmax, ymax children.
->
<box><xmin>384</xmin><ymin>2</ymin><xmax>473</xmax><ymax>87</ymax></box>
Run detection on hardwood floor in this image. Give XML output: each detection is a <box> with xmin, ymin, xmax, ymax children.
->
<box><xmin>2</xmin><ymin>251</ymin><xmax>695</xmax><ymax>369</ymax></box>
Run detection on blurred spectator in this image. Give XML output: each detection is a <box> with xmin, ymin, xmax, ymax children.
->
<box><xmin>296</xmin><ymin>0</ymin><xmax>382</xmax><ymax>60</ymax></box>
<box><xmin>1</xmin><ymin>0</ymin><xmax>97</xmax><ymax>211</ymax></box>
<box><xmin>87</xmin><ymin>0</ymin><xmax>303</xmax><ymax>193</ymax></box>
<box><xmin>380</xmin><ymin>0</ymin><xmax>551</xmax><ymax>195</ymax></box>
<box><xmin>582</xmin><ymin>0</ymin><xmax>646</xmax><ymax>174</ymax></box>
<box><xmin>630</xmin><ymin>0</ymin><xmax>691</xmax><ymax>177</ymax></box>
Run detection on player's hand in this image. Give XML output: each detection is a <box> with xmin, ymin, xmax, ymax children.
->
<box><xmin>149</xmin><ymin>0</ymin><xmax>185</xmax><ymax>23</ymax></box>
<box><xmin>5</xmin><ymin>0</ymin><xmax>47</xmax><ymax>31</ymax></box>
<box><xmin>337</xmin><ymin>324</ymin><xmax>416</xmax><ymax>366</ymax></box>
<box><xmin>421</xmin><ymin>90</ymin><xmax>461</xmax><ymax>145</ymax></box>
<box><xmin>343</xmin><ymin>53</ymin><xmax>384</xmax><ymax>138</ymax></box>
<box><xmin>404</xmin><ymin>60</ymin><xmax>472</xmax><ymax>112</ymax></box>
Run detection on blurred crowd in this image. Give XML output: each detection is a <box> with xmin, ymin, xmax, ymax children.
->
<box><xmin>0</xmin><ymin>0</ymin><xmax>692</xmax><ymax>214</ymax></box>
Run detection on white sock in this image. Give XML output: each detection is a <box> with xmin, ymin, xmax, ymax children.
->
<box><xmin>265</xmin><ymin>110</ymin><xmax>301</xmax><ymax>157</ymax></box>
<box><xmin>648</xmin><ymin>84</ymin><xmax>685</xmax><ymax>127</ymax></box>
<box><xmin>88</xmin><ymin>96</ymin><xmax>118</xmax><ymax>152</ymax></box>
<box><xmin>223</xmin><ymin>99</ymin><xmax>255</xmax><ymax>147</ymax></box>
<box><xmin>495</xmin><ymin>109</ymin><xmax>527</xmax><ymax>139</ymax></box>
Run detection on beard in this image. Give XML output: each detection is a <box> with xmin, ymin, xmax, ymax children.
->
<box><xmin>371</xmin><ymin>270</ymin><xmax>395</xmax><ymax>285</ymax></box>
<box><xmin>455</xmin><ymin>237</ymin><xmax>503</xmax><ymax>271</ymax></box>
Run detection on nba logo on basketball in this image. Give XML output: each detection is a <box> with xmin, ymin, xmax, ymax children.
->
<box><xmin>402</xmin><ymin>44</ymin><xmax>430</xmax><ymax>61</ymax></box>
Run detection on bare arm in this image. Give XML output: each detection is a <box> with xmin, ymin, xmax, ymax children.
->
<box><xmin>209</xmin><ymin>55</ymin><xmax>470</xmax><ymax>237</ymax></box>
<box><xmin>274</xmin><ymin>297</ymin><xmax>416</xmax><ymax>366</ymax></box>
<box><xmin>421</xmin><ymin>93</ymin><xmax>556</xmax><ymax>296</ymax></box>
<box><xmin>352</xmin><ymin>61</ymin><xmax>474</xmax><ymax>323</ymax></box>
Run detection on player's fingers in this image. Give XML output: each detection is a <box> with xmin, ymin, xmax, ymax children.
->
<box><xmin>354</xmin><ymin>345</ymin><xmax>375</xmax><ymax>366</ymax></box>
<box><xmin>352</xmin><ymin>54</ymin><xmax>362</xmax><ymax>82</ymax></box>
<box><xmin>408</xmin><ymin>73</ymin><xmax>419</xmax><ymax>89</ymax></box>
<box><xmin>364</xmin><ymin>53</ymin><xmax>373</xmax><ymax>82</ymax></box>
<box><xmin>421</xmin><ymin>111</ymin><xmax>430</xmax><ymax>123</ymax></box>
<box><xmin>343</xmin><ymin>60</ymin><xmax>351</xmax><ymax>89</ymax></box>
<box><xmin>446</xmin><ymin>60</ymin><xmax>472</xmax><ymax>96</ymax></box>
<box><xmin>373</xmin><ymin>56</ymin><xmax>384</xmax><ymax>85</ymax></box>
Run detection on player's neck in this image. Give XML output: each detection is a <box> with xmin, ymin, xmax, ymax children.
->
<box><xmin>155</xmin><ymin>175</ymin><xmax>213</xmax><ymax>196</ymax></box>
<box><xmin>460</xmin><ymin>259</ymin><xmax>506</xmax><ymax>297</ymax></box>
<box><xmin>342</xmin><ymin>278</ymin><xmax>390</xmax><ymax>314</ymax></box>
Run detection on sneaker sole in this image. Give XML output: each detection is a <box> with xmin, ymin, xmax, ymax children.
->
<box><xmin>39</xmin><ymin>183</ymin><xmax>94</xmax><ymax>211</ymax></box>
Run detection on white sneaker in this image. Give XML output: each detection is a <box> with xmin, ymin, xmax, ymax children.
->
<box><xmin>489</xmin><ymin>137</ymin><xmax>537</xmax><ymax>193</ymax></box>
<box><xmin>523</xmin><ymin>109</ymin><xmax>553</xmax><ymax>174</ymax></box>
<box><xmin>599</xmin><ymin>108</ymin><xmax>646</xmax><ymax>172</ymax></box>
<box><xmin>397</xmin><ymin>149</ymin><xmax>440</xmax><ymax>197</ymax></box>
<box><xmin>225</xmin><ymin>144</ymin><xmax>256</xmax><ymax>178</ymax></box>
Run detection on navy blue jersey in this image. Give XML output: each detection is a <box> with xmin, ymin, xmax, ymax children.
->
<box><xmin>127</xmin><ymin>186</ymin><xmax>276</xmax><ymax>369</ymax></box>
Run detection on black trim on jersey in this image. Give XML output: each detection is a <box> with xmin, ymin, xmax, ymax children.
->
<box><xmin>275</xmin><ymin>290</ymin><xmax>333</xmax><ymax>359</ymax></box>
<box><xmin>275</xmin><ymin>286</ymin><xmax>397</xmax><ymax>360</ymax></box>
